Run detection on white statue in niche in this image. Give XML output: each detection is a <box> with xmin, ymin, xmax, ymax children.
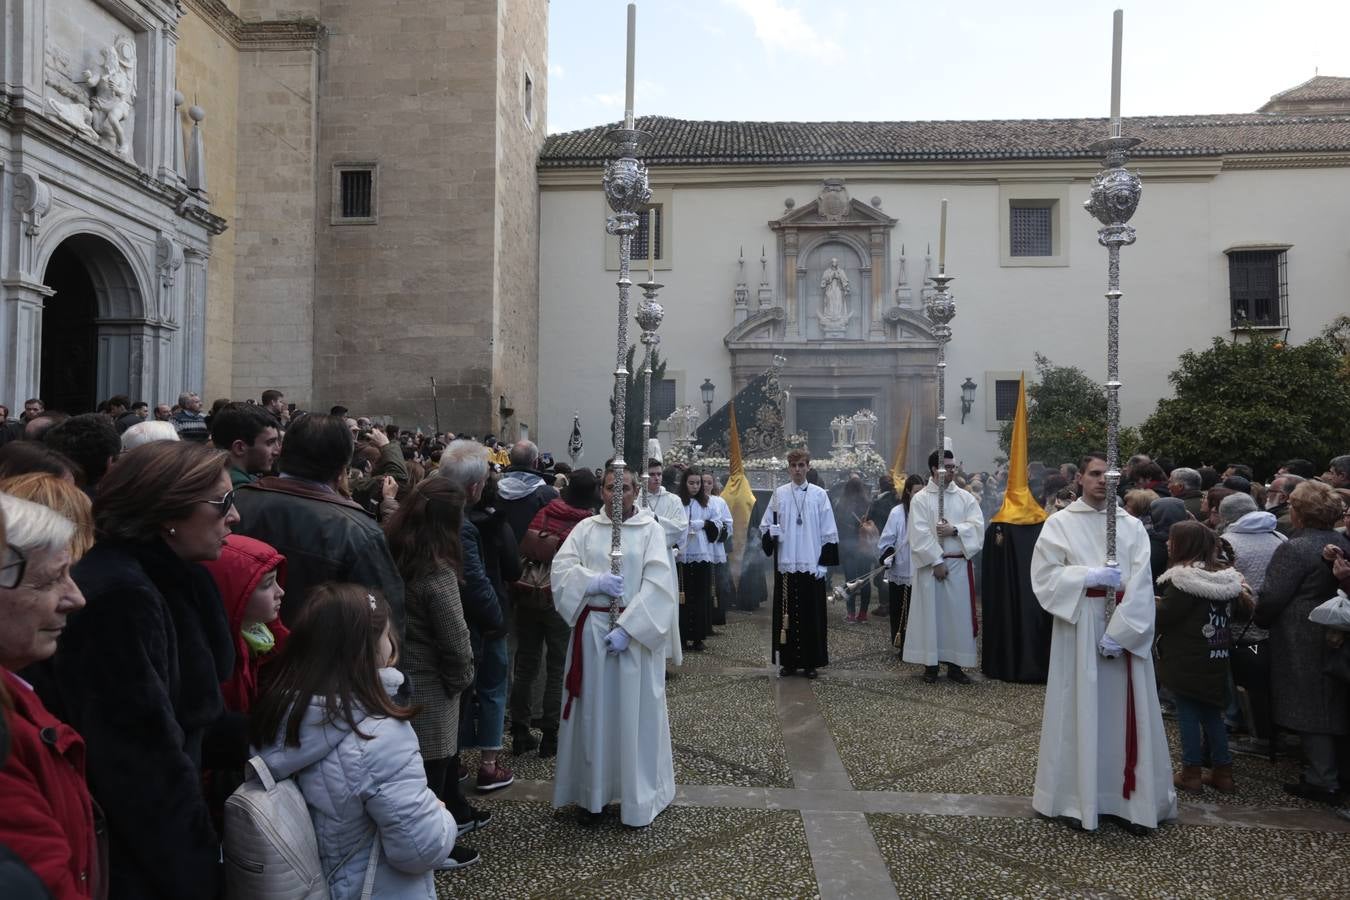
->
<box><xmin>817</xmin><ymin>257</ymin><xmax>854</xmax><ymax>335</ymax></box>
<box><xmin>45</xmin><ymin>36</ymin><xmax>137</xmax><ymax>163</ymax></box>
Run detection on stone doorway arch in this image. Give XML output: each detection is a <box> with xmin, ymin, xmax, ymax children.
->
<box><xmin>40</xmin><ymin>233</ymin><xmax>148</xmax><ymax>412</ymax></box>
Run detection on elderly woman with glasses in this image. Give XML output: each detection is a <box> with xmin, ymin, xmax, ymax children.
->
<box><xmin>29</xmin><ymin>440</ymin><xmax>240</xmax><ymax>900</ymax></box>
<box><xmin>0</xmin><ymin>494</ymin><xmax>99</xmax><ymax>899</ymax></box>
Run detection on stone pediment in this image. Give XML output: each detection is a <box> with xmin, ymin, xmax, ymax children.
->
<box><xmin>724</xmin><ymin>305</ymin><xmax>784</xmax><ymax>345</ymax></box>
<box><xmin>770</xmin><ymin>179</ymin><xmax>896</xmax><ymax>230</ymax></box>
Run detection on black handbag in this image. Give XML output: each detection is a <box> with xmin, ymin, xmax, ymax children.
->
<box><xmin>1230</xmin><ymin>619</ymin><xmax>1269</xmax><ymax>691</ymax></box>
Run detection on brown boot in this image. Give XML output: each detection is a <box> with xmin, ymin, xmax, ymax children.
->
<box><xmin>1173</xmin><ymin>765</ymin><xmax>1203</xmax><ymax>793</ymax></box>
<box><xmin>1202</xmin><ymin>763</ymin><xmax>1236</xmax><ymax>794</ymax></box>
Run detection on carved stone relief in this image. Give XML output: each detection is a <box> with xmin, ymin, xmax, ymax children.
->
<box><xmin>44</xmin><ymin>5</ymin><xmax>139</xmax><ymax>164</ymax></box>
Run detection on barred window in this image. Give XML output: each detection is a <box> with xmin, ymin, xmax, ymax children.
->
<box><xmin>994</xmin><ymin>379</ymin><xmax>1020</xmax><ymax>421</ymax></box>
<box><xmin>1227</xmin><ymin>249</ymin><xmax>1287</xmax><ymax>328</ymax></box>
<box><xmin>651</xmin><ymin>378</ymin><xmax>676</xmax><ymax>425</ymax></box>
<box><xmin>1009</xmin><ymin>202</ymin><xmax>1053</xmax><ymax>257</ymax></box>
<box><xmin>632</xmin><ymin>206</ymin><xmax>663</xmax><ymax>262</ymax></box>
<box><xmin>333</xmin><ymin>164</ymin><xmax>377</xmax><ymax>224</ymax></box>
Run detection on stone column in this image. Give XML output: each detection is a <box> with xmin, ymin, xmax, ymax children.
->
<box><xmin>181</xmin><ymin>249</ymin><xmax>208</xmax><ymax>396</ymax></box>
<box><xmin>869</xmin><ymin>228</ymin><xmax>886</xmax><ymax>337</ymax></box>
<box><xmin>782</xmin><ymin>230</ymin><xmax>798</xmax><ymax>332</ymax></box>
<box><xmin>1</xmin><ymin>280</ymin><xmax>52</xmax><ymax>408</ymax></box>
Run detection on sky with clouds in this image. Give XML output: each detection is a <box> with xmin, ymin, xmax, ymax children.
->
<box><xmin>547</xmin><ymin>0</ymin><xmax>1350</xmax><ymax>134</ymax></box>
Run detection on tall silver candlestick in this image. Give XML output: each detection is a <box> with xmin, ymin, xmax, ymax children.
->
<box><xmin>602</xmin><ymin>125</ymin><xmax>651</xmax><ymax>630</ymax></box>
<box><xmin>636</xmin><ymin>276</ymin><xmax>665</xmax><ymax>508</ymax></box>
<box><xmin>924</xmin><ymin>272</ymin><xmax>956</xmax><ymax>521</ymax></box>
<box><xmin>1085</xmin><ymin>132</ymin><xmax>1142</xmax><ymax>630</ymax></box>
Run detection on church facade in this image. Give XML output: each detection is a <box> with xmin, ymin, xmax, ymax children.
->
<box><xmin>5</xmin><ymin>0</ymin><xmax>548</xmax><ymax>435</ymax></box>
<box><xmin>536</xmin><ymin>78</ymin><xmax>1350</xmax><ymax>473</ymax></box>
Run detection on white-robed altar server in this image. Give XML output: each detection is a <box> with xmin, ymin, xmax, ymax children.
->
<box><xmin>551</xmin><ymin>463</ymin><xmax>678</xmax><ymax>827</ymax></box>
<box><xmin>645</xmin><ymin>456</ymin><xmax>688</xmax><ymax>664</ymax></box>
<box><xmin>1030</xmin><ymin>451</ymin><xmax>1177</xmax><ymax>834</ymax></box>
<box><xmin>904</xmin><ymin>449</ymin><xmax>984</xmax><ymax>684</ymax></box>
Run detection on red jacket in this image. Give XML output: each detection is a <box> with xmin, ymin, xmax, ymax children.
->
<box><xmin>0</xmin><ymin>669</ymin><xmax>99</xmax><ymax>900</ymax></box>
<box><xmin>200</xmin><ymin>535</ymin><xmax>290</xmax><ymax>714</ymax></box>
<box><xmin>527</xmin><ymin>498</ymin><xmax>593</xmax><ymax>544</ymax></box>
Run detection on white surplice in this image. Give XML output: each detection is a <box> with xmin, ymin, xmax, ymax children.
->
<box><xmin>550</xmin><ymin>507</ymin><xmax>678</xmax><ymax>826</ymax></box>
<box><xmin>679</xmin><ymin>497</ymin><xmax>717</xmax><ymax>564</ymax></box>
<box><xmin>760</xmin><ymin>482</ymin><xmax>838</xmax><ymax>577</ymax></box>
<box><xmin>707</xmin><ymin>495</ymin><xmax>733</xmax><ymax>564</ymax></box>
<box><xmin>646</xmin><ymin>487</ymin><xmax>687</xmax><ymax>664</ymax></box>
<box><xmin>903</xmin><ymin>479</ymin><xmax>983</xmax><ymax>667</ymax></box>
<box><xmin>1030</xmin><ymin>499</ymin><xmax>1177</xmax><ymax>831</ymax></box>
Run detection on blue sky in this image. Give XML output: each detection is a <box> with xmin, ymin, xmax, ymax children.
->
<box><xmin>547</xmin><ymin>0</ymin><xmax>1349</xmax><ymax>134</ymax></box>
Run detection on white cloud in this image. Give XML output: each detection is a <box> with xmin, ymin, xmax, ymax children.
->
<box><xmin>725</xmin><ymin>0</ymin><xmax>843</xmax><ymax>64</ymax></box>
<box><xmin>550</xmin><ymin>63</ymin><xmax>566</xmax><ymax>79</ymax></box>
<box><xmin>591</xmin><ymin>92</ymin><xmax>624</xmax><ymax>108</ymax></box>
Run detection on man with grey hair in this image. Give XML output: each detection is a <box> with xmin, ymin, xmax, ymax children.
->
<box><xmin>1265</xmin><ymin>473</ymin><xmax>1304</xmax><ymax>536</ymax></box>
<box><xmin>121</xmin><ymin>419</ymin><xmax>180</xmax><ymax>452</ymax></box>
<box><xmin>497</xmin><ymin>439</ymin><xmax>558</xmax><ymax>542</ymax></box>
<box><xmin>1324</xmin><ymin>455</ymin><xmax>1350</xmax><ymax>489</ymax></box>
<box><xmin>169</xmin><ymin>391</ymin><xmax>208</xmax><ymax>443</ymax></box>
<box><xmin>1167</xmin><ymin>467</ymin><xmax>1204</xmax><ymax>520</ymax></box>
<box><xmin>439</xmin><ymin>439</ymin><xmax>514</xmax><ymax>797</ymax></box>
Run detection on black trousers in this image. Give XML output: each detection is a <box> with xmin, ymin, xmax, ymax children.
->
<box><xmin>424</xmin><ymin>754</ymin><xmax>473</xmax><ymax>822</ymax></box>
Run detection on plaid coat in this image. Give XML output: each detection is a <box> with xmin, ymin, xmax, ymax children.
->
<box><xmin>403</xmin><ymin>570</ymin><xmax>475</xmax><ymax>759</ymax></box>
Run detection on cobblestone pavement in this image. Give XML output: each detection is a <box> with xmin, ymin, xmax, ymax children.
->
<box><xmin>441</xmin><ymin>602</ymin><xmax>1350</xmax><ymax>899</ymax></box>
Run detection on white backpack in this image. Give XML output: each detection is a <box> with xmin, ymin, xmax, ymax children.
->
<box><xmin>224</xmin><ymin>755</ymin><xmax>380</xmax><ymax>900</ymax></box>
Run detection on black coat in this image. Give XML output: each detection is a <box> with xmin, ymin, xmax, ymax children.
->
<box><xmin>1154</xmin><ymin>565</ymin><xmax>1244</xmax><ymax>708</ymax></box>
<box><xmin>32</xmin><ymin>539</ymin><xmax>233</xmax><ymax>900</ymax></box>
<box><xmin>233</xmin><ymin>476</ymin><xmax>405</xmax><ymax>632</ymax></box>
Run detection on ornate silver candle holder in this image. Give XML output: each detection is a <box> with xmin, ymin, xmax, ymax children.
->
<box><xmin>924</xmin><ymin>272</ymin><xmax>956</xmax><ymax>521</ymax></box>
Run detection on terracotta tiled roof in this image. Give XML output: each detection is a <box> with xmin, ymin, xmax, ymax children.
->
<box><xmin>540</xmin><ymin>113</ymin><xmax>1350</xmax><ymax>168</ymax></box>
<box><xmin>1264</xmin><ymin>75</ymin><xmax>1350</xmax><ymax>104</ymax></box>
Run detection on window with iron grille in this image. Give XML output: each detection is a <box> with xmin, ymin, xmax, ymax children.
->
<box><xmin>1227</xmin><ymin>249</ymin><xmax>1287</xmax><ymax>328</ymax></box>
<box><xmin>994</xmin><ymin>380</ymin><xmax>1020</xmax><ymax>421</ymax></box>
<box><xmin>333</xmin><ymin>165</ymin><xmax>377</xmax><ymax>224</ymax></box>
<box><xmin>632</xmin><ymin>206</ymin><xmax>663</xmax><ymax>262</ymax></box>
<box><xmin>1009</xmin><ymin>202</ymin><xmax>1053</xmax><ymax>257</ymax></box>
<box><xmin>651</xmin><ymin>378</ymin><xmax>676</xmax><ymax>427</ymax></box>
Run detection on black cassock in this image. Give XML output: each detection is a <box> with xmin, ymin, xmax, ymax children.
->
<box><xmin>763</xmin><ymin>533</ymin><xmax>838</xmax><ymax>669</ymax></box>
<box><xmin>979</xmin><ymin>521</ymin><xmax>1052</xmax><ymax>683</ymax></box>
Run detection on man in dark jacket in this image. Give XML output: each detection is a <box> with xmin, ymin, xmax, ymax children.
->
<box><xmin>1167</xmin><ymin>466</ymin><xmax>1205</xmax><ymax>520</ymax></box>
<box><xmin>496</xmin><ymin>440</ymin><xmax>558</xmax><ymax>542</ymax></box>
<box><xmin>232</xmin><ymin>413</ymin><xmax>405</xmax><ymax>630</ymax></box>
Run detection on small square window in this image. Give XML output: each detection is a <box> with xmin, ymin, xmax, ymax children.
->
<box><xmin>994</xmin><ymin>380</ymin><xmax>1020</xmax><ymax>421</ymax></box>
<box><xmin>332</xmin><ymin>164</ymin><xmax>377</xmax><ymax>225</ymax></box>
<box><xmin>1009</xmin><ymin>203</ymin><xmax>1053</xmax><ymax>257</ymax></box>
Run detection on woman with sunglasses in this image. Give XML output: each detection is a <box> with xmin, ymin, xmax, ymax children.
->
<box><xmin>29</xmin><ymin>440</ymin><xmax>240</xmax><ymax>900</ymax></box>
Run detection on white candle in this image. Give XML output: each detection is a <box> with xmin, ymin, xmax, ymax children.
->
<box><xmin>1110</xmin><ymin>9</ymin><xmax>1123</xmax><ymax>135</ymax></box>
<box><xmin>624</xmin><ymin>4</ymin><xmax>636</xmax><ymax>130</ymax></box>
<box><xmin>938</xmin><ymin>199</ymin><xmax>948</xmax><ymax>271</ymax></box>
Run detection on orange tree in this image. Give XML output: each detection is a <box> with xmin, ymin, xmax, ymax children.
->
<box><xmin>1140</xmin><ymin>333</ymin><xmax>1350</xmax><ymax>479</ymax></box>
<box><xmin>999</xmin><ymin>353</ymin><xmax>1140</xmax><ymax>467</ymax></box>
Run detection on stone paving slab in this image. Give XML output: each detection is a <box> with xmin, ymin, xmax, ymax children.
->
<box><xmin>868</xmin><ymin>813</ymin><xmax>1350</xmax><ymax>898</ymax></box>
<box><xmin>440</xmin><ymin>801</ymin><xmax>817</xmax><ymax>899</ymax></box>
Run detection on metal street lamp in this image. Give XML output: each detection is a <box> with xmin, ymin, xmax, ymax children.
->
<box><xmin>700</xmin><ymin>378</ymin><xmax>715</xmax><ymax>417</ymax></box>
<box><xmin>959</xmin><ymin>377</ymin><xmax>977</xmax><ymax>424</ymax></box>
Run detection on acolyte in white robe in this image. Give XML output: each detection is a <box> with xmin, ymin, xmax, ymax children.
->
<box><xmin>550</xmin><ymin>508</ymin><xmax>678</xmax><ymax>827</ymax></box>
<box><xmin>645</xmin><ymin>487</ymin><xmax>687</xmax><ymax>664</ymax></box>
<box><xmin>760</xmin><ymin>482</ymin><xmax>838</xmax><ymax>577</ymax></box>
<box><xmin>707</xmin><ymin>495</ymin><xmax>733</xmax><ymax>564</ymax></box>
<box><xmin>1030</xmin><ymin>499</ymin><xmax>1177</xmax><ymax>831</ymax></box>
<box><xmin>903</xmin><ymin>479</ymin><xmax>983</xmax><ymax>667</ymax></box>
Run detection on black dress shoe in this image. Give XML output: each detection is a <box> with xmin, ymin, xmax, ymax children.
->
<box><xmin>1284</xmin><ymin>780</ymin><xmax>1340</xmax><ymax>804</ymax></box>
<box><xmin>577</xmin><ymin>808</ymin><xmax>605</xmax><ymax>827</ymax></box>
<box><xmin>778</xmin><ymin>666</ymin><xmax>796</xmax><ymax>677</ymax></box>
<box><xmin>804</xmin><ymin>668</ymin><xmax>818</xmax><ymax>679</ymax></box>
<box><xmin>691</xmin><ymin>641</ymin><xmax>705</xmax><ymax>652</ymax></box>
<box><xmin>947</xmin><ymin>667</ymin><xmax>973</xmax><ymax>685</ymax></box>
<box><xmin>922</xmin><ymin>667</ymin><xmax>939</xmax><ymax>684</ymax></box>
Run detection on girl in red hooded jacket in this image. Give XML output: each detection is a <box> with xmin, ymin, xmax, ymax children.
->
<box><xmin>202</xmin><ymin>534</ymin><xmax>289</xmax><ymax>714</ymax></box>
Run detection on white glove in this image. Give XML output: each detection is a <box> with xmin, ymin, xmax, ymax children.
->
<box><xmin>587</xmin><ymin>572</ymin><xmax>625</xmax><ymax>598</ymax></box>
<box><xmin>1098</xmin><ymin>634</ymin><xmax>1124</xmax><ymax>658</ymax></box>
<box><xmin>1085</xmin><ymin>566</ymin><xmax>1122</xmax><ymax>590</ymax></box>
<box><xmin>689</xmin><ymin>518</ymin><xmax>705</xmax><ymax>531</ymax></box>
<box><xmin>768</xmin><ymin>523</ymin><xmax>783</xmax><ymax>538</ymax></box>
<box><xmin>604</xmin><ymin>627</ymin><xmax>630</xmax><ymax>654</ymax></box>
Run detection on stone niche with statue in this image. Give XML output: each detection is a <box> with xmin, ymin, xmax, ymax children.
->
<box><xmin>721</xmin><ymin>179</ymin><xmax>942</xmax><ymax>470</ymax></box>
